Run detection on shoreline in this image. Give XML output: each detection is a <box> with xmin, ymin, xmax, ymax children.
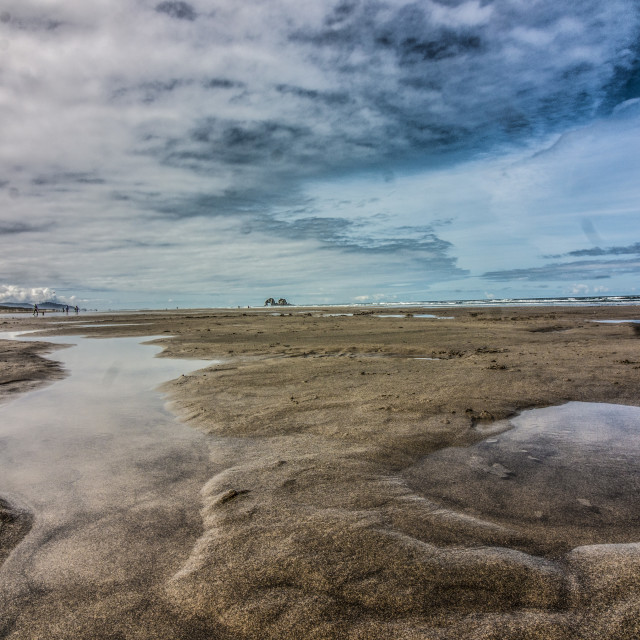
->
<box><xmin>2</xmin><ymin>305</ymin><xmax>640</xmax><ymax>638</ymax></box>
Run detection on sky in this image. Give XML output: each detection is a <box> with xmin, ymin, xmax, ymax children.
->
<box><xmin>1</xmin><ymin>0</ymin><xmax>640</xmax><ymax>309</ymax></box>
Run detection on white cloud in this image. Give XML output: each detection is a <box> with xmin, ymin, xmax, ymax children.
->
<box><xmin>0</xmin><ymin>285</ymin><xmax>59</xmax><ymax>303</ymax></box>
<box><xmin>568</xmin><ymin>284</ymin><xmax>610</xmax><ymax>296</ymax></box>
<box><xmin>571</xmin><ymin>284</ymin><xmax>589</xmax><ymax>295</ymax></box>
<box><xmin>354</xmin><ymin>293</ymin><xmax>388</xmax><ymax>302</ymax></box>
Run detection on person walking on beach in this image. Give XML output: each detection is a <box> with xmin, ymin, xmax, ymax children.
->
<box><xmin>33</xmin><ymin>304</ymin><xmax>38</xmax><ymax>316</ymax></box>
<box><xmin>74</xmin><ymin>305</ymin><xmax>79</xmax><ymax>314</ymax></box>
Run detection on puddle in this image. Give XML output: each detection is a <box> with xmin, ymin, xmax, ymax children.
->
<box><xmin>0</xmin><ymin>332</ymin><xmax>224</xmax><ymax>635</ymax></box>
<box><xmin>404</xmin><ymin>402</ymin><xmax>640</xmax><ymax>555</ymax></box>
<box><xmin>376</xmin><ymin>314</ymin><xmax>453</xmax><ymax>319</ymax></box>
<box><xmin>593</xmin><ymin>319</ymin><xmax>640</xmax><ymax>324</ymax></box>
<box><xmin>413</xmin><ymin>314</ymin><xmax>454</xmax><ymax>319</ymax></box>
<box><xmin>54</xmin><ymin>322</ymin><xmax>154</xmax><ymax>329</ymax></box>
<box><xmin>0</xmin><ymin>313</ymin><xmax>39</xmax><ymax>320</ymax></box>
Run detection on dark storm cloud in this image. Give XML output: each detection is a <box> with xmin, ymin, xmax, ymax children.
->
<box><xmin>111</xmin><ymin>80</ymin><xmax>189</xmax><ymax>104</ymax></box>
<box><xmin>338</xmin><ymin>233</ymin><xmax>465</xmax><ymax>276</ymax></box>
<box><xmin>31</xmin><ymin>172</ymin><xmax>105</xmax><ymax>186</ymax></box>
<box><xmin>108</xmin><ymin>0</ymin><xmax>640</xmax><ymax>210</ymax></box>
<box><xmin>483</xmin><ymin>258</ymin><xmax>640</xmax><ymax>281</ymax></box>
<box><xmin>0</xmin><ymin>10</ymin><xmax>63</xmax><ymax>31</ymax></box>
<box><xmin>0</xmin><ymin>221</ymin><xmax>53</xmax><ymax>235</ymax></box>
<box><xmin>153</xmin><ymin>191</ymin><xmax>271</xmax><ymax>221</ymax></box>
<box><xmin>133</xmin><ymin>177</ymin><xmax>465</xmax><ymax>276</ymax></box>
<box><xmin>599</xmin><ymin>42</ymin><xmax>640</xmax><ymax>113</ymax></box>
<box><xmin>231</xmin><ymin>212</ymin><xmax>465</xmax><ymax>275</ymax></box>
<box><xmin>256</xmin><ymin>215</ymin><xmax>353</xmax><ymax>242</ymax></box>
<box><xmin>155</xmin><ymin>1</ymin><xmax>197</xmax><ymax>21</ymax></box>
<box><xmin>96</xmin><ymin>0</ymin><xmax>640</xmax><ymax>218</ymax></box>
<box><xmin>161</xmin><ymin>119</ymin><xmax>314</xmax><ymax>169</ymax></box>
<box><xmin>286</xmin><ymin>0</ymin><xmax>640</xmax><ymax>157</ymax></box>
<box><xmin>203</xmin><ymin>78</ymin><xmax>245</xmax><ymax>90</ymax></box>
<box><xmin>270</xmin><ymin>216</ymin><xmax>452</xmax><ymax>256</ymax></box>
<box><xmin>275</xmin><ymin>84</ymin><xmax>350</xmax><ymax>106</ymax></box>
<box><xmin>545</xmin><ymin>242</ymin><xmax>640</xmax><ymax>259</ymax></box>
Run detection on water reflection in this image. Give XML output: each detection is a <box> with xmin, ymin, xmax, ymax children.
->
<box><xmin>376</xmin><ymin>314</ymin><xmax>453</xmax><ymax>319</ymax></box>
<box><xmin>405</xmin><ymin>402</ymin><xmax>640</xmax><ymax>556</ymax></box>
<box><xmin>0</xmin><ymin>333</ymin><xmax>223</xmax><ymax>637</ymax></box>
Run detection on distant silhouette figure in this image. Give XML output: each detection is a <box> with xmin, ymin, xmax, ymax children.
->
<box><xmin>33</xmin><ymin>304</ymin><xmax>38</xmax><ymax>316</ymax></box>
<box><xmin>74</xmin><ymin>305</ymin><xmax>79</xmax><ymax>314</ymax></box>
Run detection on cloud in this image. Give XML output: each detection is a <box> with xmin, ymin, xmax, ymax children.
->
<box><xmin>0</xmin><ymin>0</ymin><xmax>639</xmax><ymax>306</ymax></box>
<box><xmin>275</xmin><ymin>83</ymin><xmax>350</xmax><ymax>106</ymax></box>
<box><xmin>0</xmin><ymin>285</ymin><xmax>59</xmax><ymax>304</ymax></box>
<box><xmin>569</xmin><ymin>284</ymin><xmax>610</xmax><ymax>295</ymax></box>
<box><xmin>31</xmin><ymin>172</ymin><xmax>105</xmax><ymax>187</ymax></box>
<box><xmin>4</xmin><ymin>1</ymin><xmax>638</xmax><ymax>195</ymax></box>
<box><xmin>354</xmin><ymin>293</ymin><xmax>387</xmax><ymax>302</ymax></box>
<box><xmin>482</xmin><ymin>258</ymin><xmax>640</xmax><ymax>282</ymax></box>
<box><xmin>286</xmin><ymin>0</ymin><xmax>639</xmax><ymax>154</ymax></box>
<box><xmin>546</xmin><ymin>242</ymin><xmax>640</xmax><ymax>258</ymax></box>
<box><xmin>155</xmin><ymin>2</ymin><xmax>197</xmax><ymax>21</ymax></box>
<box><xmin>571</xmin><ymin>283</ymin><xmax>590</xmax><ymax>295</ymax></box>
<box><xmin>0</xmin><ymin>221</ymin><xmax>53</xmax><ymax>234</ymax></box>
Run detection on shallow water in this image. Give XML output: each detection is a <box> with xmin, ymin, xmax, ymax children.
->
<box><xmin>376</xmin><ymin>314</ymin><xmax>453</xmax><ymax>319</ymax></box>
<box><xmin>0</xmin><ymin>313</ymin><xmax>39</xmax><ymax>320</ymax></box>
<box><xmin>0</xmin><ymin>332</ymin><xmax>223</xmax><ymax>637</ymax></box>
<box><xmin>321</xmin><ymin>313</ymin><xmax>354</xmax><ymax>317</ymax></box>
<box><xmin>405</xmin><ymin>402</ymin><xmax>640</xmax><ymax>556</ymax></box>
<box><xmin>53</xmin><ymin>322</ymin><xmax>154</xmax><ymax>328</ymax></box>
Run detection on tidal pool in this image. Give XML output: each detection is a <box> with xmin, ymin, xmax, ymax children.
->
<box><xmin>375</xmin><ymin>313</ymin><xmax>454</xmax><ymax>319</ymax></box>
<box><xmin>0</xmin><ymin>332</ymin><xmax>224</xmax><ymax>638</ymax></box>
<box><xmin>54</xmin><ymin>322</ymin><xmax>154</xmax><ymax>328</ymax></box>
<box><xmin>413</xmin><ymin>314</ymin><xmax>454</xmax><ymax>319</ymax></box>
<box><xmin>404</xmin><ymin>402</ymin><xmax>640</xmax><ymax>557</ymax></box>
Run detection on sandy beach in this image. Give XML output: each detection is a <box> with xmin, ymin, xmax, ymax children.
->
<box><xmin>2</xmin><ymin>305</ymin><xmax>640</xmax><ymax>638</ymax></box>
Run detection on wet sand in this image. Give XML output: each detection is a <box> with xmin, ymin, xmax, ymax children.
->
<box><xmin>2</xmin><ymin>306</ymin><xmax>640</xmax><ymax>638</ymax></box>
